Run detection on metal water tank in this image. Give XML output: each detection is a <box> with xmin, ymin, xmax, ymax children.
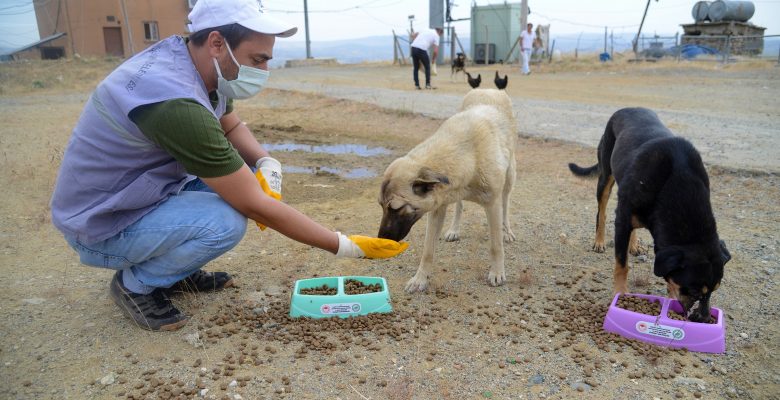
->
<box><xmin>708</xmin><ymin>0</ymin><xmax>755</xmax><ymax>22</ymax></box>
<box><xmin>692</xmin><ymin>1</ymin><xmax>711</xmax><ymax>22</ymax></box>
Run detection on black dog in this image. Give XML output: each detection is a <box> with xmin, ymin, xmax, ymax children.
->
<box><xmin>451</xmin><ymin>52</ymin><xmax>466</xmax><ymax>81</ymax></box>
<box><xmin>568</xmin><ymin>107</ymin><xmax>730</xmax><ymax>322</ymax></box>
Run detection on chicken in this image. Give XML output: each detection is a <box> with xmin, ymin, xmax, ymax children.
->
<box><xmin>466</xmin><ymin>72</ymin><xmax>481</xmax><ymax>89</ymax></box>
<box><xmin>494</xmin><ymin>71</ymin><xmax>508</xmax><ymax>90</ymax></box>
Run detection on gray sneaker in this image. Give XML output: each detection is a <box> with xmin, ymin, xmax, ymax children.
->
<box><xmin>109</xmin><ymin>271</ymin><xmax>189</xmax><ymax>331</ymax></box>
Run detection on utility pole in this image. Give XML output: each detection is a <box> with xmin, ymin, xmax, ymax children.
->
<box><xmin>303</xmin><ymin>0</ymin><xmax>311</xmax><ymax>59</ymax></box>
<box><xmin>520</xmin><ymin>0</ymin><xmax>529</xmax><ymax>28</ymax></box>
<box><xmin>633</xmin><ymin>0</ymin><xmax>657</xmax><ymax>58</ymax></box>
<box><xmin>63</xmin><ymin>0</ymin><xmax>76</xmax><ymax>56</ymax></box>
<box><xmin>119</xmin><ymin>0</ymin><xmax>135</xmax><ymax>56</ymax></box>
<box><xmin>610</xmin><ymin>30</ymin><xmax>614</xmax><ymax>59</ymax></box>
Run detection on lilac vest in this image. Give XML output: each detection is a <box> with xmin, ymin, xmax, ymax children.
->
<box><xmin>51</xmin><ymin>36</ymin><xmax>227</xmax><ymax>244</ymax></box>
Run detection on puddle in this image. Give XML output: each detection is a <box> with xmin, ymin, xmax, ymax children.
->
<box><xmin>284</xmin><ymin>165</ymin><xmax>377</xmax><ymax>179</ymax></box>
<box><xmin>264</xmin><ymin>141</ymin><xmax>389</xmax><ymax>179</ymax></box>
<box><xmin>263</xmin><ymin>142</ymin><xmax>390</xmax><ymax>157</ymax></box>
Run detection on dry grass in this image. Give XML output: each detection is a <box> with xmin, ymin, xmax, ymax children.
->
<box><xmin>3</xmin><ymin>52</ymin><xmax>774</xmax><ymax>97</ymax></box>
<box><xmin>0</xmin><ymin>57</ymin><xmax>118</xmax><ymax>95</ymax></box>
<box><xmin>527</xmin><ymin>51</ymin><xmax>778</xmax><ymax>74</ymax></box>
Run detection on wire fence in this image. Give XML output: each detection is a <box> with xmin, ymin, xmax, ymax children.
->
<box><xmin>635</xmin><ymin>33</ymin><xmax>780</xmax><ymax>63</ymax></box>
<box><xmin>535</xmin><ymin>33</ymin><xmax>779</xmax><ymax>65</ymax></box>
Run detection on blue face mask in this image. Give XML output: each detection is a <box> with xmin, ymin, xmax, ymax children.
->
<box><xmin>213</xmin><ymin>42</ymin><xmax>269</xmax><ymax>99</ymax></box>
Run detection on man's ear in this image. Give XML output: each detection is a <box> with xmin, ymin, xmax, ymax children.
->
<box><xmin>412</xmin><ymin>167</ymin><xmax>449</xmax><ymax>196</ymax></box>
<box><xmin>654</xmin><ymin>246</ymin><xmax>684</xmax><ymax>278</ymax></box>
<box><xmin>206</xmin><ymin>31</ymin><xmax>225</xmax><ymax>57</ymax></box>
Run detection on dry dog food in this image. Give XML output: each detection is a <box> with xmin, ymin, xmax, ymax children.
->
<box><xmin>617</xmin><ymin>295</ymin><xmax>661</xmax><ymax>316</ymax></box>
<box><xmin>667</xmin><ymin>310</ymin><xmax>716</xmax><ymax>324</ymax></box>
<box><xmin>667</xmin><ymin>310</ymin><xmax>688</xmax><ymax>321</ymax></box>
<box><xmin>300</xmin><ymin>284</ymin><xmax>336</xmax><ymax>295</ymax></box>
<box><xmin>344</xmin><ymin>279</ymin><xmax>383</xmax><ymax>295</ymax></box>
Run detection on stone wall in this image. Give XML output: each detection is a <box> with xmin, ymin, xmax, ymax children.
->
<box><xmin>680</xmin><ymin>21</ymin><xmax>766</xmax><ymax>55</ymax></box>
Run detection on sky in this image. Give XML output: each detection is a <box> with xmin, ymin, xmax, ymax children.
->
<box><xmin>264</xmin><ymin>0</ymin><xmax>779</xmax><ymax>41</ymax></box>
<box><xmin>1</xmin><ymin>0</ymin><xmax>778</xmax><ymax>49</ymax></box>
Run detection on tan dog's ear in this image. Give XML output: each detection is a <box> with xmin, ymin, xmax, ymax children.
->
<box><xmin>412</xmin><ymin>167</ymin><xmax>449</xmax><ymax>196</ymax></box>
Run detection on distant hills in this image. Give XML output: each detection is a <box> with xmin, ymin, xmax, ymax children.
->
<box><xmin>3</xmin><ymin>33</ymin><xmax>777</xmax><ymax>65</ymax></box>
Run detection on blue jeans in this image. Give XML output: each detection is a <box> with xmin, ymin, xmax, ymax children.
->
<box><xmin>64</xmin><ymin>179</ymin><xmax>247</xmax><ymax>293</ymax></box>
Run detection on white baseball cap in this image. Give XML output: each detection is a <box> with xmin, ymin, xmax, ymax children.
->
<box><xmin>187</xmin><ymin>0</ymin><xmax>298</xmax><ymax>38</ymax></box>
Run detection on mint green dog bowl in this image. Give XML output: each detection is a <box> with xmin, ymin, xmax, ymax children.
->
<box><xmin>289</xmin><ymin>276</ymin><xmax>392</xmax><ymax>319</ymax></box>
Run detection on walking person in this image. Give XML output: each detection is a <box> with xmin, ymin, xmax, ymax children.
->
<box><xmin>520</xmin><ymin>23</ymin><xmax>536</xmax><ymax>75</ymax></box>
<box><xmin>50</xmin><ymin>0</ymin><xmax>408</xmax><ymax>331</ymax></box>
<box><xmin>410</xmin><ymin>27</ymin><xmax>443</xmax><ymax>89</ymax></box>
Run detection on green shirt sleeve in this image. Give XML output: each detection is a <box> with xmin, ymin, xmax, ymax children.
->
<box><xmin>129</xmin><ymin>98</ymin><xmax>245</xmax><ymax>178</ymax></box>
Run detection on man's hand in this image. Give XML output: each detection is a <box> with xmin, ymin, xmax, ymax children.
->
<box><xmin>255</xmin><ymin>157</ymin><xmax>282</xmax><ymax>230</ymax></box>
<box><xmin>335</xmin><ymin>232</ymin><xmax>409</xmax><ymax>259</ymax></box>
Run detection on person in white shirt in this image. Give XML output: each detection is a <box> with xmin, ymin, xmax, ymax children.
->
<box><xmin>520</xmin><ymin>23</ymin><xmax>536</xmax><ymax>75</ymax></box>
<box><xmin>410</xmin><ymin>27</ymin><xmax>443</xmax><ymax>89</ymax></box>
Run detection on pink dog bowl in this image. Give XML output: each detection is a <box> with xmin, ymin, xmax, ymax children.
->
<box><xmin>603</xmin><ymin>293</ymin><xmax>725</xmax><ymax>354</ymax></box>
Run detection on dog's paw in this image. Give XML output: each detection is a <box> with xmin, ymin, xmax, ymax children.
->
<box><xmin>487</xmin><ymin>270</ymin><xmax>506</xmax><ymax>286</ymax></box>
<box><xmin>613</xmin><ymin>283</ymin><xmax>628</xmax><ymax>295</ymax></box>
<box><xmin>503</xmin><ymin>225</ymin><xmax>516</xmax><ymax>243</ymax></box>
<box><xmin>443</xmin><ymin>230</ymin><xmax>460</xmax><ymax>242</ymax></box>
<box><xmin>629</xmin><ymin>243</ymin><xmax>647</xmax><ymax>256</ymax></box>
<box><xmin>405</xmin><ymin>274</ymin><xmax>430</xmax><ymax>293</ymax></box>
<box><xmin>593</xmin><ymin>241</ymin><xmax>606</xmax><ymax>253</ymax></box>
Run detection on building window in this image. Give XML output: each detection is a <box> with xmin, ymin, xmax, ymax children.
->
<box><xmin>143</xmin><ymin>21</ymin><xmax>159</xmax><ymax>41</ymax></box>
<box><xmin>106</xmin><ymin>15</ymin><xmax>116</xmax><ymax>22</ymax></box>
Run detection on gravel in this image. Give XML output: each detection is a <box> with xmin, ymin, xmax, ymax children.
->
<box><xmin>268</xmin><ymin>66</ymin><xmax>780</xmax><ymax>173</ymax></box>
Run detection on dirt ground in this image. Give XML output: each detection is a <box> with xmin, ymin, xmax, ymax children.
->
<box><xmin>0</xmin><ymin>59</ymin><xmax>778</xmax><ymax>400</ymax></box>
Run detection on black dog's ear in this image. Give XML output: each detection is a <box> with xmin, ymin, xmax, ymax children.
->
<box><xmin>412</xmin><ymin>168</ymin><xmax>449</xmax><ymax>196</ymax></box>
<box><xmin>654</xmin><ymin>246</ymin><xmax>685</xmax><ymax>278</ymax></box>
<box><xmin>719</xmin><ymin>240</ymin><xmax>731</xmax><ymax>265</ymax></box>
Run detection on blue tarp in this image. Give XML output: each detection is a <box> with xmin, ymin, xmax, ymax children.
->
<box><xmin>675</xmin><ymin>44</ymin><xmax>720</xmax><ymax>59</ymax></box>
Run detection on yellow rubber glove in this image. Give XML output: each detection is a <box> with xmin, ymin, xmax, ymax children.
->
<box><xmin>335</xmin><ymin>232</ymin><xmax>409</xmax><ymax>259</ymax></box>
<box><xmin>255</xmin><ymin>158</ymin><xmax>282</xmax><ymax>230</ymax></box>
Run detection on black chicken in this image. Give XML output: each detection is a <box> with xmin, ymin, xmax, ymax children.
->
<box><xmin>494</xmin><ymin>71</ymin><xmax>508</xmax><ymax>90</ymax></box>
<box><xmin>466</xmin><ymin>72</ymin><xmax>481</xmax><ymax>89</ymax></box>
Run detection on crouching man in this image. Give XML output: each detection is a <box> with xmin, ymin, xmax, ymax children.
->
<box><xmin>50</xmin><ymin>0</ymin><xmax>407</xmax><ymax>331</ymax></box>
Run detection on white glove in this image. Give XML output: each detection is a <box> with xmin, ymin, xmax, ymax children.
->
<box><xmin>336</xmin><ymin>232</ymin><xmax>365</xmax><ymax>258</ymax></box>
<box><xmin>255</xmin><ymin>157</ymin><xmax>282</xmax><ymax>200</ymax></box>
<box><xmin>254</xmin><ymin>157</ymin><xmax>282</xmax><ymax>231</ymax></box>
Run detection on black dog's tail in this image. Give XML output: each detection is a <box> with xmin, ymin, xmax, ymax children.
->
<box><xmin>568</xmin><ymin>162</ymin><xmax>599</xmax><ymax>177</ymax></box>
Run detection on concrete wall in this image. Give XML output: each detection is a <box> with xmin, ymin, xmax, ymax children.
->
<box><xmin>34</xmin><ymin>0</ymin><xmax>191</xmax><ymax>59</ymax></box>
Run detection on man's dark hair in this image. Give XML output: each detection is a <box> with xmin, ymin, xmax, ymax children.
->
<box><xmin>189</xmin><ymin>23</ymin><xmax>255</xmax><ymax>49</ymax></box>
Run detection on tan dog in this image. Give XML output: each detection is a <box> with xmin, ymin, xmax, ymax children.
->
<box><xmin>378</xmin><ymin>89</ymin><xmax>517</xmax><ymax>292</ymax></box>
